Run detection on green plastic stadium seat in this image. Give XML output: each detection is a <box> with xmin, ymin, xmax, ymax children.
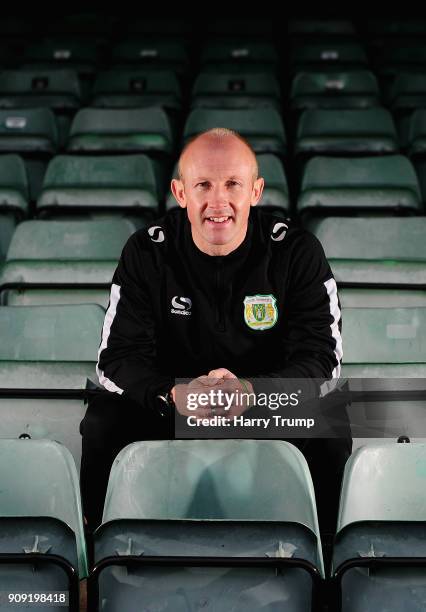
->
<box><xmin>367</xmin><ymin>19</ymin><xmax>426</xmax><ymax>37</ymax></box>
<box><xmin>296</xmin><ymin>108</ymin><xmax>398</xmax><ymax>156</ymax></box>
<box><xmin>0</xmin><ymin>154</ymin><xmax>28</xmax><ymax>216</ymax></box>
<box><xmin>199</xmin><ymin>39</ymin><xmax>278</xmax><ymax>75</ymax></box>
<box><xmin>339</xmin><ymin>288</ymin><xmax>426</xmax><ymax>308</ymax></box>
<box><xmin>0</xmin><ymin>109</ymin><xmax>58</xmax><ymax>201</ymax></box>
<box><xmin>0</xmin><ymin>438</ymin><xmax>87</xmax><ymax>604</ymax></box>
<box><xmin>388</xmin><ymin>74</ymin><xmax>426</xmax><ymax>113</ymax></box>
<box><xmin>22</xmin><ymin>39</ymin><xmax>100</xmax><ymax>77</ymax></box>
<box><xmin>184</xmin><ymin>109</ymin><xmax>286</xmax><ymax>156</ymax></box>
<box><xmin>0</xmin><ymin>108</ymin><xmax>58</xmax><ymax>154</ymax></box>
<box><xmin>200</xmin><ymin>41</ymin><xmax>278</xmax><ymax>70</ymax></box>
<box><xmin>341</xmin><ymin>306</ymin><xmax>426</xmax><ymax>377</ymax></box>
<box><xmin>111</xmin><ymin>40</ymin><xmax>189</xmax><ymax>75</ymax></box>
<box><xmin>67</xmin><ymin>107</ymin><xmax>173</xmax><ymax>155</ymax></box>
<box><xmin>312</xmin><ymin>217</ymin><xmax>426</xmax><ymax>286</ymax></box>
<box><xmin>311</xmin><ymin>217</ymin><xmax>426</xmax><ymax>307</ymax></box>
<box><xmin>0</xmin><ymin>218</ymin><xmax>136</xmax><ymax>306</ymax></box>
<box><xmin>290</xmin><ymin>71</ymin><xmax>380</xmax><ymax>111</ymax></box>
<box><xmin>289</xmin><ymin>20</ymin><xmax>356</xmax><ymax>37</ymax></box>
<box><xmin>414</xmin><ymin>159</ymin><xmax>426</xmax><ymax>208</ymax></box>
<box><xmin>92</xmin><ymin>440</ymin><xmax>324</xmax><ymax>611</ymax></box>
<box><xmin>409</xmin><ymin>111</ymin><xmax>426</xmax><ymax>204</ymax></box>
<box><xmin>333</xmin><ymin>443</ymin><xmax>426</xmax><ymax>609</ymax></box>
<box><xmin>0</xmin><ymin>304</ymin><xmax>103</xmax><ymax>466</ymax></box>
<box><xmin>92</xmin><ymin>70</ymin><xmax>182</xmax><ymax>111</ymax></box>
<box><xmin>407</xmin><ymin>109</ymin><xmax>426</xmax><ymax>158</ymax></box>
<box><xmin>0</xmin><ymin>70</ymin><xmax>81</xmax><ymax>110</ymax></box>
<box><xmin>37</xmin><ymin>154</ymin><xmax>159</xmax><ymax>216</ymax></box>
<box><xmin>0</xmin><ymin>304</ymin><xmax>102</xmax><ymax>379</ymax></box>
<box><xmin>298</xmin><ymin>155</ymin><xmax>421</xmax><ymax>215</ymax></box>
<box><xmin>0</xmin><ymin>154</ymin><xmax>29</xmax><ymax>259</ymax></box>
<box><xmin>290</xmin><ymin>43</ymin><xmax>368</xmax><ymax>72</ymax></box>
<box><xmin>191</xmin><ymin>72</ymin><xmax>281</xmax><ymax>110</ymax></box>
<box><xmin>202</xmin><ymin>62</ymin><xmax>278</xmax><ymax>75</ymax></box>
<box><xmin>256</xmin><ymin>154</ymin><xmax>289</xmax><ymax>211</ymax></box>
<box><xmin>375</xmin><ymin>44</ymin><xmax>426</xmax><ymax>79</ymax></box>
<box><xmin>166</xmin><ymin>153</ymin><xmax>289</xmax><ymax>212</ymax></box>
<box><xmin>0</xmin><ymin>215</ymin><xmax>15</xmax><ymax>261</ymax></box>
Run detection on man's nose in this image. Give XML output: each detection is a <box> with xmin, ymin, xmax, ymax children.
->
<box><xmin>209</xmin><ymin>184</ymin><xmax>228</xmax><ymax>208</ymax></box>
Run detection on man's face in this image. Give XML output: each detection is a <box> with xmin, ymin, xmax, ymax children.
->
<box><xmin>171</xmin><ymin>135</ymin><xmax>264</xmax><ymax>256</ymax></box>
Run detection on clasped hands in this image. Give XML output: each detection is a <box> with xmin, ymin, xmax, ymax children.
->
<box><xmin>171</xmin><ymin>368</ymin><xmax>254</xmax><ymax>418</ymax></box>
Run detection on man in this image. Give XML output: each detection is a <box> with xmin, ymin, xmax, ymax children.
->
<box><xmin>80</xmin><ymin>128</ymin><xmax>351</xmax><ymax>544</ymax></box>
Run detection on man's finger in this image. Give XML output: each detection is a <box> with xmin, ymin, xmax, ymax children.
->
<box><xmin>208</xmin><ymin>368</ymin><xmax>237</xmax><ymax>379</ymax></box>
<box><xmin>198</xmin><ymin>375</ymin><xmax>223</xmax><ymax>386</ymax></box>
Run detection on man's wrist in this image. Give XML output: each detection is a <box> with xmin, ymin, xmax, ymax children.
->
<box><xmin>155</xmin><ymin>387</ymin><xmax>175</xmax><ymax>417</ymax></box>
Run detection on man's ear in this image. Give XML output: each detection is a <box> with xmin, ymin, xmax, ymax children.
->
<box><xmin>250</xmin><ymin>177</ymin><xmax>264</xmax><ymax>207</ymax></box>
<box><xmin>171</xmin><ymin>178</ymin><xmax>187</xmax><ymax>208</ymax></box>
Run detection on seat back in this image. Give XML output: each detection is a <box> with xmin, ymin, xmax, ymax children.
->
<box><xmin>103</xmin><ymin>439</ymin><xmax>323</xmax><ymax>569</ymax></box>
<box><xmin>0</xmin><ymin>108</ymin><xmax>58</xmax><ymax>154</ymax></box>
<box><xmin>296</xmin><ymin>108</ymin><xmax>398</xmax><ymax>155</ymax></box>
<box><xmin>0</xmin><ymin>304</ymin><xmax>103</xmax><ymax>466</ymax></box>
<box><xmin>67</xmin><ymin>107</ymin><xmax>173</xmax><ymax>155</ymax></box>
<box><xmin>338</xmin><ymin>443</ymin><xmax>426</xmax><ymax>531</ymax></box>
<box><xmin>0</xmin><ymin>438</ymin><xmax>87</xmax><ymax>576</ymax></box>
<box><xmin>0</xmin><ymin>303</ymin><xmax>103</xmax><ymax>364</ymax></box>
<box><xmin>37</xmin><ymin>154</ymin><xmax>159</xmax><ymax>213</ymax></box>
<box><xmin>0</xmin><ymin>219</ymin><xmax>136</xmax><ymax>306</ymax></box>
<box><xmin>311</xmin><ymin>217</ymin><xmax>426</xmax><ymax>288</ymax></box>
<box><xmin>184</xmin><ymin>108</ymin><xmax>286</xmax><ymax>155</ymax></box>
<box><xmin>298</xmin><ymin>155</ymin><xmax>421</xmax><ymax>214</ymax></box>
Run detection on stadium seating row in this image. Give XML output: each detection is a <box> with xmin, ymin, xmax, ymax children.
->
<box><xmin>0</xmin><ymin>148</ymin><xmax>423</xmax><ymax>214</ymax></box>
<box><xmin>1</xmin><ymin>103</ymin><xmax>426</xmax><ymax>206</ymax></box>
<box><xmin>1</xmin><ymin>437</ymin><xmax>425</xmax><ymax>611</ymax></box>
<box><xmin>1</xmin><ymin>216</ymin><xmax>425</xmax><ymax>308</ymax></box>
<box><xmin>3</xmin><ymin>102</ymin><xmax>426</xmax><ymax>153</ymax></box>
<box><xmin>3</xmin><ymin>17</ymin><xmax>426</xmax><ymax>38</ymax></box>
<box><xmin>4</xmin><ymin>68</ymin><xmax>426</xmax><ymax>111</ymax></box>
<box><xmin>3</xmin><ymin>35</ymin><xmax>426</xmax><ymax>72</ymax></box>
<box><xmin>0</xmin><ymin>301</ymin><xmax>425</xmax><ymax>469</ymax></box>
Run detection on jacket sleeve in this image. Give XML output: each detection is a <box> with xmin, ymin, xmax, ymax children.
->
<box><xmin>251</xmin><ymin>231</ymin><xmax>342</xmax><ymax>384</ymax></box>
<box><xmin>96</xmin><ymin>233</ymin><xmax>174</xmax><ymax>409</ymax></box>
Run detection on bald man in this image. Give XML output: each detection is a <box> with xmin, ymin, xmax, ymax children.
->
<box><xmin>80</xmin><ymin>128</ymin><xmax>351</xmax><ymax>544</ymax></box>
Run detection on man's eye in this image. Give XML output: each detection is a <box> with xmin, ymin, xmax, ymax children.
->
<box><xmin>196</xmin><ymin>182</ymin><xmax>210</xmax><ymax>188</ymax></box>
<box><xmin>227</xmin><ymin>181</ymin><xmax>240</xmax><ymax>187</ymax></box>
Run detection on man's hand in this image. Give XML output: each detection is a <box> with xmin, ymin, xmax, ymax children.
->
<box><xmin>207</xmin><ymin>368</ymin><xmax>255</xmax><ymax>418</ymax></box>
<box><xmin>172</xmin><ymin>376</ymin><xmax>227</xmax><ymax>417</ymax></box>
<box><xmin>171</xmin><ymin>368</ymin><xmax>255</xmax><ymax>419</ymax></box>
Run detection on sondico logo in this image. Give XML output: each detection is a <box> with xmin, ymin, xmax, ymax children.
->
<box><xmin>171</xmin><ymin>296</ymin><xmax>192</xmax><ymax>316</ymax></box>
<box><xmin>271</xmin><ymin>222</ymin><xmax>288</xmax><ymax>242</ymax></box>
<box><xmin>148</xmin><ymin>226</ymin><xmax>165</xmax><ymax>242</ymax></box>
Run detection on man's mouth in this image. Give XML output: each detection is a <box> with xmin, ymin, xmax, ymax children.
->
<box><xmin>205</xmin><ymin>216</ymin><xmax>232</xmax><ymax>225</ymax></box>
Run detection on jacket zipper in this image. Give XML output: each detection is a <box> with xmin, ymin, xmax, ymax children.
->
<box><xmin>215</xmin><ymin>258</ymin><xmax>226</xmax><ymax>332</ymax></box>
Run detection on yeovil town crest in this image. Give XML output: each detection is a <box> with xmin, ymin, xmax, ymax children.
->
<box><xmin>244</xmin><ymin>295</ymin><xmax>278</xmax><ymax>330</ymax></box>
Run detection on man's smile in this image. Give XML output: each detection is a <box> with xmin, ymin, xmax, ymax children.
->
<box><xmin>205</xmin><ymin>216</ymin><xmax>233</xmax><ymax>226</ymax></box>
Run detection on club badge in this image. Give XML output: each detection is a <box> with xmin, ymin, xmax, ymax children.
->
<box><xmin>244</xmin><ymin>294</ymin><xmax>278</xmax><ymax>331</ymax></box>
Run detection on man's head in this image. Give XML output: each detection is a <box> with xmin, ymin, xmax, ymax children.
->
<box><xmin>171</xmin><ymin>128</ymin><xmax>264</xmax><ymax>256</ymax></box>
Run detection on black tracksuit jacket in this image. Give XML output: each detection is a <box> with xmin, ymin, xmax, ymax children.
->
<box><xmin>96</xmin><ymin>208</ymin><xmax>343</xmax><ymax>411</ymax></box>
